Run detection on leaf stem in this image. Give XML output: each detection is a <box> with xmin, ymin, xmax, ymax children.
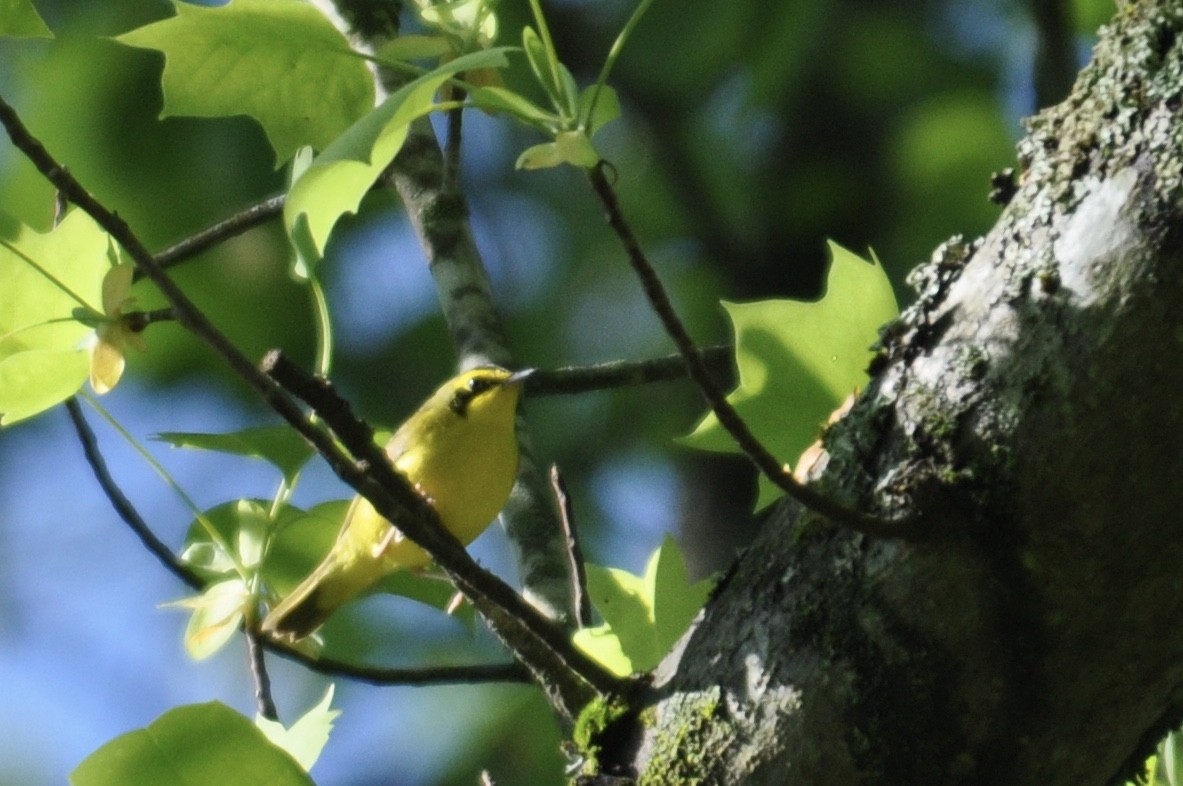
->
<box><xmin>585</xmin><ymin>0</ymin><xmax>656</xmax><ymax>131</ymax></box>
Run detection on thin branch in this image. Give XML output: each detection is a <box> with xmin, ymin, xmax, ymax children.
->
<box><xmin>246</xmin><ymin>626</ymin><xmax>280</xmax><ymax>721</ymax></box>
<box><xmin>527</xmin><ymin>346</ymin><xmax>734</xmax><ymax>397</ymax></box>
<box><xmin>586</xmin><ymin>162</ymin><xmax>914</xmax><ymax>539</ymax></box>
<box><xmin>266</xmin><ymin>644</ymin><xmax>531</xmax><ymax>686</ymax></box>
<box><xmin>151</xmin><ymin>194</ymin><xmax>285</xmax><ymax>275</ymax></box>
<box><xmin>0</xmin><ymin>93</ymin><xmax>615</xmax><ymax>716</ymax></box>
<box><xmin>550</xmin><ymin>465</ymin><xmax>592</xmax><ymax>627</ymax></box>
<box><xmin>65</xmin><ymin>398</ymin><xmax>203</xmax><ymax>590</ymax></box>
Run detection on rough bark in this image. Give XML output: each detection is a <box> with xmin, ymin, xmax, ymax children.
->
<box><xmin>597</xmin><ymin>3</ymin><xmax>1183</xmax><ymax>784</ymax></box>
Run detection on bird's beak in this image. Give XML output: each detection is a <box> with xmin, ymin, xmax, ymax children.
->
<box><xmin>504</xmin><ymin>367</ymin><xmax>536</xmax><ymax>386</ymax></box>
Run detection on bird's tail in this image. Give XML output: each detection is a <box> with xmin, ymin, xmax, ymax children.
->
<box><xmin>261</xmin><ymin>556</ymin><xmax>380</xmax><ymax>642</ymax></box>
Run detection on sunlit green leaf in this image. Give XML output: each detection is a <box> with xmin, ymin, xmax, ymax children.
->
<box><xmin>0</xmin><ymin>350</ymin><xmax>88</xmax><ymax>425</ymax></box>
<box><xmin>180</xmin><ymin>499</ymin><xmax>299</xmax><ymax>582</ymax></box>
<box><xmin>683</xmin><ymin>241</ymin><xmax>899</xmax><ymax>509</ymax></box>
<box><xmin>116</xmin><ymin>0</ymin><xmax>374</xmax><ymax>165</ymax></box>
<box><xmin>256</xmin><ymin>685</ymin><xmax>339</xmax><ymax>772</ymax></box>
<box><xmin>0</xmin><ymin>209</ymin><xmax>110</xmax><ymax>424</ymax></box>
<box><xmin>573</xmin><ymin>535</ymin><xmax>714</xmax><ymax>676</ymax></box>
<box><xmin>166</xmin><ymin>578</ymin><xmax>251</xmax><ymax>660</ymax></box>
<box><xmin>284</xmin><ymin>48</ymin><xmax>510</xmax><ymax>266</ymax></box>
<box><xmin>571</xmin><ymin>625</ymin><xmax>631</xmax><ymax>678</ymax></box>
<box><xmin>70</xmin><ymin>702</ymin><xmax>313</xmax><ymax>786</ymax></box>
<box><xmin>418</xmin><ymin>0</ymin><xmax>498</xmax><ymax>46</ymax></box>
<box><xmin>0</xmin><ymin>0</ymin><xmax>52</xmax><ymax>38</ymax></box>
<box><xmin>156</xmin><ymin>425</ymin><xmax>316</xmax><ymax>485</ymax></box>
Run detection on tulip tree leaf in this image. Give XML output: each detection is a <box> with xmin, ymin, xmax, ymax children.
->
<box><xmin>683</xmin><ymin>241</ymin><xmax>899</xmax><ymax>509</ymax></box>
<box><xmin>156</xmin><ymin>425</ymin><xmax>316</xmax><ymax>485</ymax></box>
<box><xmin>284</xmin><ymin>47</ymin><xmax>510</xmax><ymax>267</ymax></box>
<box><xmin>70</xmin><ymin>702</ymin><xmax>313</xmax><ymax>786</ymax></box>
<box><xmin>574</xmin><ymin>535</ymin><xmax>714</xmax><ymax>676</ymax></box>
<box><xmin>0</xmin><ymin>210</ymin><xmax>110</xmax><ymax>424</ymax></box>
<box><xmin>116</xmin><ymin>0</ymin><xmax>374</xmax><ymax>164</ymax></box>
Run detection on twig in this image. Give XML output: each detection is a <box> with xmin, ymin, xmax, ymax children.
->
<box><xmin>0</xmin><ymin>93</ymin><xmax>615</xmax><ymax>717</ymax></box>
<box><xmin>586</xmin><ymin>162</ymin><xmax>913</xmax><ymax>539</ymax></box>
<box><xmin>151</xmin><ymin>194</ymin><xmax>285</xmax><ymax>275</ymax></box>
<box><xmin>65</xmin><ymin>398</ymin><xmax>203</xmax><ymax>590</ymax></box>
<box><xmin>527</xmin><ymin>346</ymin><xmax>733</xmax><ymax>397</ymax></box>
<box><xmin>246</xmin><ymin>625</ymin><xmax>280</xmax><ymax>721</ymax></box>
<box><xmin>266</xmin><ymin>644</ymin><xmax>531</xmax><ymax>686</ymax></box>
<box><xmin>550</xmin><ymin>465</ymin><xmax>593</xmax><ymax>627</ymax></box>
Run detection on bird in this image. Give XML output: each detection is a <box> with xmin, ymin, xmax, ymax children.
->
<box><xmin>261</xmin><ymin>366</ymin><xmax>533</xmax><ymax>641</ymax></box>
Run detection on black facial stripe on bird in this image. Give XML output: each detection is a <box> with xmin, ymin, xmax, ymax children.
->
<box><xmin>449</xmin><ymin>375</ymin><xmax>502</xmax><ymax>416</ymax></box>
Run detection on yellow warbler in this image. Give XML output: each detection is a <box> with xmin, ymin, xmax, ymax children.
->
<box><xmin>262</xmin><ymin>366</ymin><xmax>533</xmax><ymax>641</ymax></box>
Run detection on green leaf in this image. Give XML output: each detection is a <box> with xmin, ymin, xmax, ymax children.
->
<box><xmin>470</xmin><ymin>85</ymin><xmax>559</xmax><ymax>132</ymax></box>
<box><xmin>156</xmin><ymin>425</ymin><xmax>316</xmax><ymax>485</ymax></box>
<box><xmin>0</xmin><ymin>209</ymin><xmax>110</xmax><ymax>424</ymax></box>
<box><xmin>260</xmin><ymin>500</ymin><xmax>349</xmax><ymax>595</ymax></box>
<box><xmin>579</xmin><ymin>84</ymin><xmax>620</xmax><ymax>137</ymax></box>
<box><xmin>166</xmin><ymin>578</ymin><xmax>251</xmax><ymax>660</ymax></box>
<box><xmin>522</xmin><ymin>26</ymin><xmax>564</xmax><ymax>111</ymax></box>
<box><xmin>180</xmin><ymin>500</ymin><xmax>297</xmax><ymax>578</ymax></box>
<box><xmin>0</xmin><ymin>0</ymin><xmax>52</xmax><ymax>38</ymax></box>
<box><xmin>375</xmin><ymin>34</ymin><xmax>453</xmax><ymax>63</ymax></box>
<box><xmin>0</xmin><ymin>350</ymin><xmax>89</xmax><ymax>425</ymax></box>
<box><xmin>571</xmin><ymin>625</ymin><xmax>631</xmax><ymax>678</ymax></box>
<box><xmin>116</xmin><ymin>0</ymin><xmax>374</xmax><ymax>165</ymax></box>
<box><xmin>573</xmin><ymin>535</ymin><xmax>714</xmax><ymax>676</ymax></box>
<box><xmin>682</xmin><ymin>241</ymin><xmax>899</xmax><ymax>509</ymax></box>
<box><xmin>283</xmin><ymin>48</ymin><xmax>510</xmax><ymax>266</ymax></box>
<box><xmin>515</xmin><ymin>130</ymin><xmax>598</xmax><ymax>170</ymax></box>
<box><xmin>555</xmin><ymin>61</ymin><xmax>580</xmax><ymax>121</ymax></box>
<box><xmin>256</xmin><ymin>685</ymin><xmax>339</xmax><ymax>772</ymax></box>
<box><xmin>417</xmin><ymin>0</ymin><xmax>498</xmax><ymax>47</ymax></box>
<box><xmin>70</xmin><ymin>702</ymin><xmax>314</xmax><ymax>786</ymax></box>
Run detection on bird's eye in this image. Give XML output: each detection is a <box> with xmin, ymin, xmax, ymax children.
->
<box><xmin>467</xmin><ymin>376</ymin><xmax>495</xmax><ymax>395</ymax></box>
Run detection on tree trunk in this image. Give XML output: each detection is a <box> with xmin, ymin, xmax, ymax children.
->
<box><xmin>601</xmin><ymin>3</ymin><xmax>1183</xmax><ymax>783</ymax></box>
